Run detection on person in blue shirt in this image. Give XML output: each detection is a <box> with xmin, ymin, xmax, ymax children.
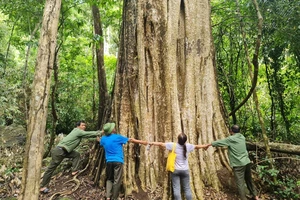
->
<box><xmin>98</xmin><ymin>122</ymin><xmax>148</xmax><ymax>200</ymax></box>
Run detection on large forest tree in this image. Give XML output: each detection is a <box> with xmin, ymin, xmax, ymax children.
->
<box><xmin>0</xmin><ymin>0</ymin><xmax>297</xmax><ymax>199</ymax></box>
<box><xmin>111</xmin><ymin>0</ymin><xmax>229</xmax><ymax>199</ymax></box>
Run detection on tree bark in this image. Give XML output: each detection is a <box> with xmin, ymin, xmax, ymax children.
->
<box><xmin>1</xmin><ymin>19</ymin><xmax>16</xmax><ymax>78</ymax></box>
<box><xmin>90</xmin><ymin>3</ymin><xmax>110</xmax><ymax>187</ymax></box>
<box><xmin>91</xmin><ymin>4</ymin><xmax>110</xmax><ymax>129</ymax></box>
<box><xmin>22</xmin><ymin>20</ymin><xmax>42</xmax><ymax>125</ymax></box>
<box><xmin>19</xmin><ymin>0</ymin><xmax>61</xmax><ymax>199</ymax></box>
<box><xmin>112</xmin><ymin>0</ymin><xmax>229</xmax><ymax>199</ymax></box>
<box><xmin>44</xmin><ymin>43</ymin><xmax>61</xmax><ymax>158</ymax></box>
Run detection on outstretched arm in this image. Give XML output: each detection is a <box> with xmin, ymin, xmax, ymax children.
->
<box><xmin>195</xmin><ymin>144</ymin><xmax>211</xmax><ymax>149</ymax></box>
<box><xmin>128</xmin><ymin>138</ymin><xmax>148</xmax><ymax>145</ymax></box>
<box><xmin>149</xmin><ymin>142</ymin><xmax>166</xmax><ymax>148</ymax></box>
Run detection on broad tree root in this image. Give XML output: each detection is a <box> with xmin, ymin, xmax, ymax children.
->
<box><xmin>49</xmin><ymin>170</ymin><xmax>83</xmax><ymax>200</ymax></box>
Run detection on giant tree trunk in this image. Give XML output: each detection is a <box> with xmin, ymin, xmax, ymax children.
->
<box><xmin>112</xmin><ymin>0</ymin><xmax>229</xmax><ymax>199</ymax></box>
<box><xmin>19</xmin><ymin>0</ymin><xmax>61</xmax><ymax>199</ymax></box>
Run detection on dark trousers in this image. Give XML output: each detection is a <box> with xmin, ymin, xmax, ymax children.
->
<box><xmin>233</xmin><ymin>163</ymin><xmax>257</xmax><ymax>200</ymax></box>
<box><xmin>106</xmin><ymin>162</ymin><xmax>123</xmax><ymax>199</ymax></box>
<box><xmin>40</xmin><ymin>147</ymin><xmax>80</xmax><ymax>188</ymax></box>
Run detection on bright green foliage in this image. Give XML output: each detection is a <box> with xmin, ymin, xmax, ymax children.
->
<box><xmin>257</xmin><ymin>164</ymin><xmax>299</xmax><ymax>199</ymax></box>
<box><xmin>211</xmin><ymin>0</ymin><xmax>300</xmax><ymax>144</ymax></box>
<box><xmin>0</xmin><ymin>0</ymin><xmax>119</xmax><ymax>131</ymax></box>
<box><xmin>51</xmin><ymin>3</ymin><xmax>97</xmax><ymax>133</ymax></box>
<box><xmin>100</xmin><ymin>0</ymin><xmax>123</xmax><ymax>55</ymax></box>
<box><xmin>0</xmin><ymin>14</ymin><xmax>29</xmax><ymax>126</ymax></box>
<box><xmin>0</xmin><ymin>14</ymin><xmax>8</xmax><ymax>69</ymax></box>
<box><xmin>212</xmin><ymin>0</ymin><xmax>260</xmax><ymax>132</ymax></box>
<box><xmin>0</xmin><ymin>0</ymin><xmax>298</xmax><ymax>141</ymax></box>
<box><xmin>212</xmin><ymin>0</ymin><xmax>300</xmax><ymax>198</ymax></box>
<box><xmin>0</xmin><ymin>0</ymin><xmax>299</xmax><ymax>198</ymax></box>
<box><xmin>260</xmin><ymin>0</ymin><xmax>300</xmax><ymax>143</ymax></box>
<box><xmin>104</xmin><ymin>55</ymin><xmax>117</xmax><ymax>91</ymax></box>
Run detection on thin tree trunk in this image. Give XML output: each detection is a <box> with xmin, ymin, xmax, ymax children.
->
<box><xmin>92</xmin><ymin>42</ymin><xmax>97</xmax><ymax>123</ymax></box>
<box><xmin>235</xmin><ymin>0</ymin><xmax>275</xmax><ymax>172</ymax></box>
<box><xmin>277</xmin><ymin>84</ymin><xmax>290</xmax><ymax>141</ymax></box>
<box><xmin>22</xmin><ymin>20</ymin><xmax>42</xmax><ymax>126</ymax></box>
<box><xmin>228</xmin><ymin>2</ymin><xmax>260</xmax><ymax>117</ymax></box>
<box><xmin>2</xmin><ymin>20</ymin><xmax>17</xmax><ymax>78</ymax></box>
<box><xmin>90</xmin><ymin>3</ymin><xmax>110</xmax><ymax>187</ymax></box>
<box><xmin>91</xmin><ymin>4</ymin><xmax>109</xmax><ymax>128</ymax></box>
<box><xmin>19</xmin><ymin>0</ymin><xmax>61</xmax><ymax>199</ymax></box>
<box><xmin>264</xmin><ymin>60</ymin><xmax>276</xmax><ymax>140</ymax></box>
<box><xmin>44</xmin><ymin>43</ymin><xmax>62</xmax><ymax>158</ymax></box>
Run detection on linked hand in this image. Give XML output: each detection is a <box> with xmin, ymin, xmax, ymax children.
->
<box><xmin>146</xmin><ymin>142</ymin><xmax>154</xmax><ymax>151</ymax></box>
<box><xmin>203</xmin><ymin>144</ymin><xmax>211</xmax><ymax>150</ymax></box>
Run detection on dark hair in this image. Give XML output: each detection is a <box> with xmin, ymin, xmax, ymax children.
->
<box><xmin>231</xmin><ymin>125</ymin><xmax>240</xmax><ymax>133</ymax></box>
<box><xmin>178</xmin><ymin>133</ymin><xmax>187</xmax><ymax>158</ymax></box>
<box><xmin>76</xmin><ymin>120</ymin><xmax>86</xmax><ymax>127</ymax></box>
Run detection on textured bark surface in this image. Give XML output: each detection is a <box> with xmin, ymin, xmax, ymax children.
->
<box><xmin>247</xmin><ymin>142</ymin><xmax>300</xmax><ymax>155</ymax></box>
<box><xmin>112</xmin><ymin>0</ymin><xmax>229</xmax><ymax>199</ymax></box>
<box><xmin>92</xmin><ymin>4</ymin><xmax>110</xmax><ymax>128</ymax></box>
<box><xmin>20</xmin><ymin>0</ymin><xmax>61</xmax><ymax>199</ymax></box>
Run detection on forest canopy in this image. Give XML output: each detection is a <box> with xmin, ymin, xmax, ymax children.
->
<box><xmin>0</xmin><ymin>0</ymin><xmax>299</xmax><ymax>143</ymax></box>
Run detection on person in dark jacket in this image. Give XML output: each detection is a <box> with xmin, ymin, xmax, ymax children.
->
<box><xmin>40</xmin><ymin>120</ymin><xmax>101</xmax><ymax>193</ymax></box>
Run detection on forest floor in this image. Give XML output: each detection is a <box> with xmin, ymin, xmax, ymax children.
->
<box><xmin>1</xmin><ymin>126</ymin><xmax>297</xmax><ymax>200</ymax></box>
<box><xmin>37</xmin><ymin>170</ymin><xmax>242</xmax><ymax>200</ymax></box>
<box><xmin>36</xmin><ymin>166</ymin><xmax>279</xmax><ymax>200</ymax></box>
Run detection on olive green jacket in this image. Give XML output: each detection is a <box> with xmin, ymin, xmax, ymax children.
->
<box><xmin>58</xmin><ymin>128</ymin><xmax>100</xmax><ymax>153</ymax></box>
<box><xmin>212</xmin><ymin>133</ymin><xmax>250</xmax><ymax>167</ymax></box>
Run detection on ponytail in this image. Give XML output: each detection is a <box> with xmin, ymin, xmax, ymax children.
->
<box><xmin>178</xmin><ymin>133</ymin><xmax>188</xmax><ymax>158</ymax></box>
<box><xmin>183</xmin><ymin>144</ymin><xmax>187</xmax><ymax>158</ymax></box>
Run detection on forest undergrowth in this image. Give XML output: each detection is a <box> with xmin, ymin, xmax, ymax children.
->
<box><xmin>0</xmin><ymin>127</ymin><xmax>299</xmax><ymax>200</ymax></box>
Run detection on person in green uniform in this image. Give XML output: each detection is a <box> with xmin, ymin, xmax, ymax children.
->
<box><xmin>40</xmin><ymin>120</ymin><xmax>101</xmax><ymax>193</ymax></box>
<box><xmin>206</xmin><ymin>125</ymin><xmax>259</xmax><ymax>200</ymax></box>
